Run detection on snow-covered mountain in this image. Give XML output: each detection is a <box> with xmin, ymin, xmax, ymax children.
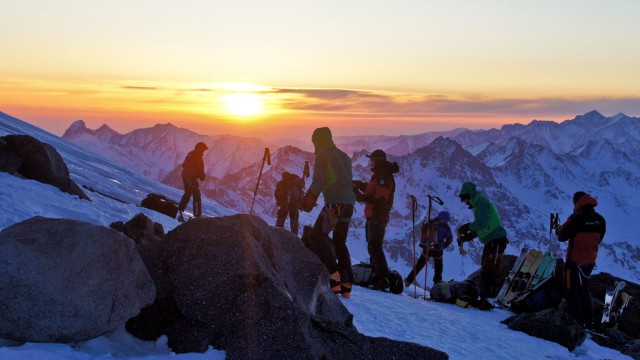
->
<box><xmin>0</xmin><ymin>110</ymin><xmax>635</xmax><ymax>360</ymax></box>
<box><xmin>62</xmin><ymin>120</ymin><xmax>266</xmax><ymax>181</ymax></box>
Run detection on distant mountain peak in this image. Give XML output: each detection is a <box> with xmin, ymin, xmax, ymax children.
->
<box><xmin>574</xmin><ymin>110</ymin><xmax>607</xmax><ymax>123</ymax></box>
<box><xmin>62</xmin><ymin>120</ymin><xmax>88</xmax><ymax>138</ymax></box>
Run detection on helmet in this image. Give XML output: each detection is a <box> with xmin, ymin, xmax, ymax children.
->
<box><xmin>195</xmin><ymin>142</ymin><xmax>208</xmax><ymax>151</ymax></box>
<box><xmin>367</xmin><ymin>149</ymin><xmax>387</xmax><ymax>161</ymax></box>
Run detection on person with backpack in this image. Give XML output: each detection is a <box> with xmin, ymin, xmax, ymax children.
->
<box><xmin>178</xmin><ymin>142</ymin><xmax>208</xmax><ymax>220</ymax></box>
<box><xmin>353</xmin><ymin>149</ymin><xmax>399</xmax><ymax>290</ymax></box>
<box><xmin>404</xmin><ymin>211</ymin><xmax>453</xmax><ymax>287</ymax></box>
<box><xmin>457</xmin><ymin>182</ymin><xmax>508</xmax><ymax>309</ymax></box>
<box><xmin>274</xmin><ymin>172</ymin><xmax>291</xmax><ymax>229</ymax></box>
<box><xmin>302</xmin><ymin>127</ymin><xmax>356</xmax><ymax>298</ymax></box>
<box><xmin>286</xmin><ymin>173</ymin><xmax>305</xmax><ymax>235</ymax></box>
<box><xmin>557</xmin><ymin>191</ymin><xmax>606</xmax><ymax>329</ymax></box>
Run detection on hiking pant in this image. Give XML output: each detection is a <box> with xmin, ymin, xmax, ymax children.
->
<box><xmin>406</xmin><ymin>249</ymin><xmax>443</xmax><ymax>285</ymax></box>
<box><xmin>366</xmin><ymin>218</ymin><xmax>390</xmax><ymax>279</ymax></box>
<box><xmin>276</xmin><ymin>205</ymin><xmax>300</xmax><ymax>235</ymax></box>
<box><xmin>480</xmin><ymin>237</ymin><xmax>508</xmax><ymax>298</ymax></box>
<box><xmin>310</xmin><ymin>204</ymin><xmax>354</xmax><ymax>284</ymax></box>
<box><xmin>565</xmin><ymin>262</ymin><xmax>594</xmax><ymax>327</ymax></box>
<box><xmin>178</xmin><ymin>178</ymin><xmax>201</xmax><ymax>216</ymax></box>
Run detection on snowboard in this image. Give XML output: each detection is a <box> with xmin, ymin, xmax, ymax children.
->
<box><xmin>601</xmin><ymin>281</ymin><xmax>626</xmax><ymax>325</ymax></box>
<box><xmin>495</xmin><ymin>247</ymin><xmax>529</xmax><ymax>307</ymax></box>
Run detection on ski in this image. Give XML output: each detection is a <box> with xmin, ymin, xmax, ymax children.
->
<box><xmin>504</xmin><ymin>249</ymin><xmax>543</xmax><ymax>304</ymax></box>
<box><xmin>495</xmin><ymin>247</ymin><xmax>528</xmax><ymax>307</ymax></box>
<box><xmin>530</xmin><ymin>252</ymin><xmax>552</xmax><ymax>287</ymax></box>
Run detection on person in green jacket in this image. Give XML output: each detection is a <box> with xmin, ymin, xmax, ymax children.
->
<box><xmin>458</xmin><ymin>182</ymin><xmax>508</xmax><ymax>309</ymax></box>
<box><xmin>302</xmin><ymin>127</ymin><xmax>356</xmax><ymax>298</ymax></box>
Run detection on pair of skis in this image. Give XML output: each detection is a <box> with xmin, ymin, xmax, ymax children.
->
<box><xmin>495</xmin><ymin>249</ymin><xmax>556</xmax><ymax>308</ymax></box>
<box><xmin>601</xmin><ymin>281</ymin><xmax>632</xmax><ymax>326</ymax></box>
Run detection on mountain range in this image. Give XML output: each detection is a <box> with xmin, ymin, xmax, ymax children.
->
<box><xmin>60</xmin><ymin>110</ymin><xmax>640</xmax><ymax>282</ymax></box>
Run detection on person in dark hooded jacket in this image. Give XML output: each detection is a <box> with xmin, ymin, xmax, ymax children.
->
<box><xmin>405</xmin><ymin>211</ymin><xmax>453</xmax><ymax>287</ymax></box>
<box><xmin>353</xmin><ymin>149</ymin><xmax>399</xmax><ymax>290</ymax></box>
<box><xmin>557</xmin><ymin>191</ymin><xmax>606</xmax><ymax>329</ymax></box>
<box><xmin>178</xmin><ymin>142</ymin><xmax>208</xmax><ymax>219</ymax></box>
<box><xmin>302</xmin><ymin>127</ymin><xmax>356</xmax><ymax>298</ymax></box>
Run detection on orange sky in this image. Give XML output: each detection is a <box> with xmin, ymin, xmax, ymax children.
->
<box><xmin>2</xmin><ymin>1</ymin><xmax>639</xmax><ymax>139</ymax></box>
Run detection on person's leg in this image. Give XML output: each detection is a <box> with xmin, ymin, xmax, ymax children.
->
<box><xmin>178</xmin><ymin>178</ymin><xmax>194</xmax><ymax>212</ymax></box>
<box><xmin>289</xmin><ymin>208</ymin><xmax>299</xmax><ymax>235</ymax></box>
<box><xmin>332</xmin><ymin>204</ymin><xmax>354</xmax><ymax>296</ymax></box>
<box><xmin>192</xmin><ymin>180</ymin><xmax>202</xmax><ymax>216</ymax></box>
<box><xmin>432</xmin><ymin>251</ymin><xmax>443</xmax><ymax>284</ymax></box>
<box><xmin>275</xmin><ymin>205</ymin><xmax>288</xmax><ymax>227</ymax></box>
<box><xmin>480</xmin><ymin>237</ymin><xmax>507</xmax><ymax>298</ymax></box>
<box><xmin>406</xmin><ymin>250</ymin><xmax>427</xmax><ymax>284</ymax></box>
<box><xmin>564</xmin><ymin>263</ymin><xmax>586</xmax><ymax>324</ymax></box>
<box><xmin>309</xmin><ymin>207</ymin><xmax>341</xmax><ymax>292</ymax></box>
<box><xmin>366</xmin><ymin>218</ymin><xmax>390</xmax><ymax>280</ymax></box>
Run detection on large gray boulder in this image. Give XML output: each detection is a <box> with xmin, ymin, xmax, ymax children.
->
<box><xmin>502</xmin><ymin>308</ymin><xmax>585</xmax><ymax>351</ymax></box>
<box><xmin>0</xmin><ymin>217</ymin><xmax>156</xmax><ymax>342</ymax></box>
<box><xmin>110</xmin><ymin>213</ymin><xmax>164</xmax><ymax>245</ymax></box>
<box><xmin>0</xmin><ymin>134</ymin><xmax>89</xmax><ymax>200</ymax></box>
<box><xmin>127</xmin><ymin>214</ymin><xmax>448</xmax><ymax>359</ymax></box>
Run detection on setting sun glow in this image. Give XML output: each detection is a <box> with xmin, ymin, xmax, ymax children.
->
<box><xmin>221</xmin><ymin>93</ymin><xmax>264</xmax><ymax>116</ymax></box>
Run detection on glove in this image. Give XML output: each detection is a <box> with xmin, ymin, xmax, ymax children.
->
<box><xmin>461</xmin><ymin>231</ymin><xmax>477</xmax><ymax>243</ymax></box>
<box><xmin>459</xmin><ymin>223</ymin><xmax>471</xmax><ymax>234</ymax></box>
<box><xmin>302</xmin><ymin>192</ymin><xmax>318</xmax><ymax>212</ymax></box>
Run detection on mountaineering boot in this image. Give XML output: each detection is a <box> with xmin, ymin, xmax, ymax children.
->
<box><xmin>341</xmin><ymin>282</ymin><xmax>352</xmax><ymax>299</ymax></box>
<box><xmin>475</xmin><ymin>298</ymin><xmax>494</xmax><ymax>311</ymax></box>
<box><xmin>330</xmin><ymin>272</ymin><xmax>342</xmax><ymax>294</ymax></box>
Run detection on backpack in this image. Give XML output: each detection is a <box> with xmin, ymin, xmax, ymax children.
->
<box><xmin>274</xmin><ymin>180</ymin><xmax>288</xmax><ymax>206</ymax></box>
<box><xmin>421</xmin><ymin>219</ymin><xmax>446</xmax><ymax>250</ymax></box>
<box><xmin>288</xmin><ymin>177</ymin><xmax>305</xmax><ymax>209</ymax></box>
<box><xmin>140</xmin><ymin>193</ymin><xmax>179</xmax><ymax>218</ymax></box>
<box><xmin>509</xmin><ymin>276</ymin><xmax>564</xmax><ymax>313</ymax></box>
<box><xmin>430</xmin><ymin>280</ymin><xmax>479</xmax><ymax>304</ymax></box>
<box><xmin>351</xmin><ymin>263</ymin><xmax>404</xmax><ymax>295</ymax></box>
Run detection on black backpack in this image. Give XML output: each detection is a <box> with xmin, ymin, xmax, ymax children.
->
<box><xmin>352</xmin><ymin>263</ymin><xmax>404</xmax><ymax>295</ymax></box>
<box><xmin>510</xmin><ymin>276</ymin><xmax>564</xmax><ymax>313</ymax></box>
<box><xmin>141</xmin><ymin>194</ymin><xmax>179</xmax><ymax>218</ymax></box>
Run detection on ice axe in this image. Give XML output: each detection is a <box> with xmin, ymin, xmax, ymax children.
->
<box><xmin>250</xmin><ymin>147</ymin><xmax>271</xmax><ymax>215</ymax></box>
<box><xmin>455</xmin><ymin>225</ymin><xmax>468</xmax><ymax>255</ymax></box>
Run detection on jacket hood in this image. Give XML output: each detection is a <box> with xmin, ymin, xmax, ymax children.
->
<box><xmin>574</xmin><ymin>193</ymin><xmax>598</xmax><ymax>212</ymax></box>
<box><xmin>458</xmin><ymin>182</ymin><xmax>477</xmax><ymax>198</ymax></box>
<box><xmin>435</xmin><ymin>211</ymin><xmax>450</xmax><ymax>222</ymax></box>
<box><xmin>311</xmin><ymin>127</ymin><xmax>335</xmax><ymax>154</ymax></box>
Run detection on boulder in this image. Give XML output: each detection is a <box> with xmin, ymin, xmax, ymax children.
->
<box><xmin>623</xmin><ymin>340</ymin><xmax>640</xmax><ymax>360</ymax></box>
<box><xmin>0</xmin><ymin>134</ymin><xmax>89</xmax><ymax>200</ymax></box>
<box><xmin>127</xmin><ymin>214</ymin><xmax>448</xmax><ymax>359</ymax></box>
<box><xmin>110</xmin><ymin>213</ymin><xmax>164</xmax><ymax>245</ymax></box>
<box><xmin>0</xmin><ymin>217</ymin><xmax>156</xmax><ymax>343</ymax></box>
<box><xmin>502</xmin><ymin>308</ymin><xmax>584</xmax><ymax>351</ymax></box>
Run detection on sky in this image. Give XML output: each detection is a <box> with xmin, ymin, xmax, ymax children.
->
<box><xmin>1</xmin><ymin>0</ymin><xmax>640</xmax><ymax>140</ymax></box>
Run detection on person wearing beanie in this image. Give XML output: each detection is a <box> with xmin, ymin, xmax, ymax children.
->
<box><xmin>178</xmin><ymin>142</ymin><xmax>208</xmax><ymax>220</ymax></box>
<box><xmin>353</xmin><ymin>149</ymin><xmax>400</xmax><ymax>291</ymax></box>
<box><xmin>405</xmin><ymin>211</ymin><xmax>453</xmax><ymax>287</ymax></box>
<box><xmin>302</xmin><ymin>127</ymin><xmax>356</xmax><ymax>298</ymax></box>
<box><xmin>457</xmin><ymin>181</ymin><xmax>509</xmax><ymax>309</ymax></box>
<box><xmin>557</xmin><ymin>191</ymin><xmax>606</xmax><ymax>329</ymax></box>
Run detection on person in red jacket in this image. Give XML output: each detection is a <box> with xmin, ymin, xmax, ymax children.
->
<box><xmin>178</xmin><ymin>142</ymin><xmax>208</xmax><ymax>219</ymax></box>
<box><xmin>557</xmin><ymin>191</ymin><xmax>606</xmax><ymax>329</ymax></box>
<box><xmin>353</xmin><ymin>149</ymin><xmax>399</xmax><ymax>290</ymax></box>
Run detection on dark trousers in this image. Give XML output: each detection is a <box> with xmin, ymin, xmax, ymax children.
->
<box><xmin>310</xmin><ymin>204</ymin><xmax>354</xmax><ymax>283</ymax></box>
<box><xmin>480</xmin><ymin>237</ymin><xmax>508</xmax><ymax>298</ymax></box>
<box><xmin>178</xmin><ymin>178</ymin><xmax>201</xmax><ymax>216</ymax></box>
<box><xmin>366</xmin><ymin>218</ymin><xmax>390</xmax><ymax>279</ymax></box>
<box><xmin>275</xmin><ymin>205</ymin><xmax>300</xmax><ymax>235</ymax></box>
<box><xmin>406</xmin><ymin>249</ymin><xmax>443</xmax><ymax>285</ymax></box>
<box><xmin>565</xmin><ymin>262</ymin><xmax>594</xmax><ymax>327</ymax></box>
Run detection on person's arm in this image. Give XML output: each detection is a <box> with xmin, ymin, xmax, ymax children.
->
<box><xmin>557</xmin><ymin>213</ymin><xmax>577</xmax><ymax>242</ymax></box>
<box><xmin>469</xmin><ymin>200</ymin><xmax>490</xmax><ymax>233</ymax></box>
<box><xmin>197</xmin><ymin>155</ymin><xmax>205</xmax><ymax>181</ymax></box>
<box><xmin>443</xmin><ymin>224</ymin><xmax>454</xmax><ymax>248</ymax></box>
<box><xmin>308</xmin><ymin>155</ymin><xmax>326</xmax><ymax>197</ymax></box>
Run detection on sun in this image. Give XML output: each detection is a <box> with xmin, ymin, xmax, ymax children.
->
<box><xmin>221</xmin><ymin>93</ymin><xmax>264</xmax><ymax>116</ymax></box>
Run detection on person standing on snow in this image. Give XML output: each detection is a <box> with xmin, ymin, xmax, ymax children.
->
<box><xmin>353</xmin><ymin>149</ymin><xmax>399</xmax><ymax>291</ymax></box>
<box><xmin>178</xmin><ymin>142</ymin><xmax>208</xmax><ymax>220</ymax></box>
<box><xmin>302</xmin><ymin>127</ymin><xmax>356</xmax><ymax>298</ymax></box>
<box><xmin>457</xmin><ymin>182</ymin><xmax>508</xmax><ymax>309</ymax></box>
<box><xmin>557</xmin><ymin>191</ymin><xmax>606</xmax><ymax>329</ymax></box>
<box><xmin>286</xmin><ymin>173</ymin><xmax>305</xmax><ymax>235</ymax></box>
<box><xmin>274</xmin><ymin>171</ymin><xmax>291</xmax><ymax>228</ymax></box>
<box><xmin>405</xmin><ymin>211</ymin><xmax>453</xmax><ymax>287</ymax></box>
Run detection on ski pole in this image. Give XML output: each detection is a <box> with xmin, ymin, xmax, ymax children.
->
<box><xmin>409</xmin><ymin>194</ymin><xmax>418</xmax><ymax>299</ymax></box>
<box><xmin>250</xmin><ymin>148</ymin><xmax>271</xmax><ymax>215</ymax></box>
